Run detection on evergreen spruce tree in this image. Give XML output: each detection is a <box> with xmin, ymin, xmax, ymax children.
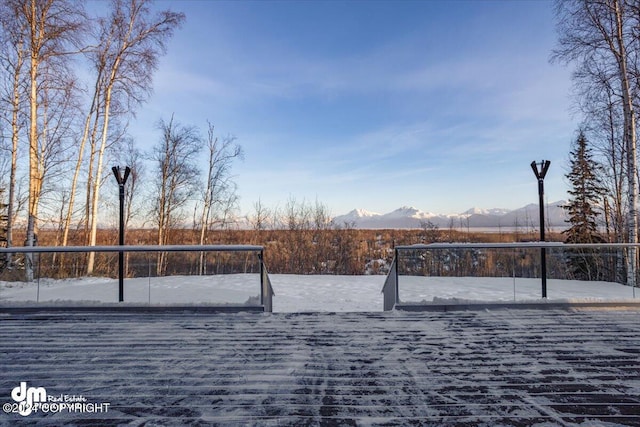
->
<box><xmin>563</xmin><ymin>131</ymin><xmax>606</xmax><ymax>280</ymax></box>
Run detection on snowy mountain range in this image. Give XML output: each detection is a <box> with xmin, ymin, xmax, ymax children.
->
<box><xmin>332</xmin><ymin>201</ymin><xmax>568</xmax><ymax>230</ymax></box>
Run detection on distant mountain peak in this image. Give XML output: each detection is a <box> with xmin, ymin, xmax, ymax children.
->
<box><xmin>349</xmin><ymin>208</ymin><xmax>379</xmax><ymax>218</ymax></box>
<box><xmin>332</xmin><ymin>201</ymin><xmax>568</xmax><ymax>230</ymax></box>
<box><xmin>386</xmin><ymin>206</ymin><xmax>421</xmax><ymax>217</ymax></box>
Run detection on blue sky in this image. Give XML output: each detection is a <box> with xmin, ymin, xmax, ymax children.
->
<box><xmin>131</xmin><ymin>0</ymin><xmax>576</xmax><ymax>216</ymax></box>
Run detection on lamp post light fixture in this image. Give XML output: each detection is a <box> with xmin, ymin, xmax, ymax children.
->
<box><xmin>530</xmin><ymin>160</ymin><xmax>550</xmax><ymax>299</ymax></box>
<box><xmin>112</xmin><ymin>166</ymin><xmax>131</xmax><ymax>302</ymax></box>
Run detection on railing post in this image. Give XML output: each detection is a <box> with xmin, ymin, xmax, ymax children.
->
<box><xmin>259</xmin><ymin>250</ymin><xmax>274</xmax><ymax>312</ymax></box>
<box><xmin>259</xmin><ymin>250</ymin><xmax>264</xmax><ymax>305</ymax></box>
<box><xmin>382</xmin><ymin>250</ymin><xmax>398</xmax><ymax>311</ymax></box>
<box><xmin>395</xmin><ymin>247</ymin><xmax>399</xmax><ymax>303</ymax></box>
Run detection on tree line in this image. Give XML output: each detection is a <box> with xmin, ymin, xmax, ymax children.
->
<box><xmin>13</xmin><ymin>196</ymin><xmax>557</xmax><ymax>280</ymax></box>
<box><xmin>24</xmin><ymin>217</ymin><xmax>608</xmax><ymax>282</ymax></box>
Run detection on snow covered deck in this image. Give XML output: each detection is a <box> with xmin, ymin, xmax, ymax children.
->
<box><xmin>1</xmin><ymin>308</ymin><xmax>639</xmax><ymax>425</ymax></box>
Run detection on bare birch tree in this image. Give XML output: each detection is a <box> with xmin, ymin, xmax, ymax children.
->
<box><xmin>197</xmin><ymin>122</ymin><xmax>243</xmax><ymax>273</ymax></box>
<box><xmin>119</xmin><ymin>137</ymin><xmax>145</xmax><ymax>229</ymax></box>
<box><xmin>151</xmin><ymin>116</ymin><xmax>201</xmax><ymax>275</ymax></box>
<box><xmin>248</xmin><ymin>198</ymin><xmax>272</xmax><ymax>233</ymax></box>
<box><xmin>0</xmin><ymin>2</ymin><xmax>27</xmax><ymax>265</ymax></box>
<box><xmin>80</xmin><ymin>0</ymin><xmax>183</xmax><ymax>274</ymax></box>
<box><xmin>14</xmin><ymin>0</ymin><xmax>86</xmax><ymax>280</ymax></box>
<box><xmin>575</xmin><ymin>60</ymin><xmax>628</xmax><ymax>242</ymax></box>
<box><xmin>36</xmin><ymin>59</ymin><xmax>82</xmax><ymax>217</ymax></box>
<box><xmin>553</xmin><ymin>0</ymin><xmax>639</xmax><ymax>286</ymax></box>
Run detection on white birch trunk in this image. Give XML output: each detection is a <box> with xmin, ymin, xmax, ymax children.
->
<box><xmin>26</xmin><ymin>0</ymin><xmax>40</xmax><ymax>282</ymax></box>
<box><xmin>613</xmin><ymin>0</ymin><xmax>638</xmax><ymax>287</ymax></box>
<box><xmin>7</xmin><ymin>38</ymin><xmax>24</xmax><ymax>267</ymax></box>
<box><xmin>86</xmin><ymin>82</ymin><xmax>115</xmax><ymax>275</ymax></box>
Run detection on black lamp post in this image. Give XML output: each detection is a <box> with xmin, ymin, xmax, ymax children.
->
<box><xmin>112</xmin><ymin>166</ymin><xmax>131</xmax><ymax>302</ymax></box>
<box><xmin>530</xmin><ymin>160</ymin><xmax>550</xmax><ymax>298</ymax></box>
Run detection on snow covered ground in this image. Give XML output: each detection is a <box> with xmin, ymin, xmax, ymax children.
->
<box><xmin>1</xmin><ymin>309</ymin><xmax>639</xmax><ymax>426</ymax></box>
<box><xmin>0</xmin><ymin>273</ymin><xmax>637</xmax><ymax>311</ymax></box>
<box><xmin>1</xmin><ymin>273</ymin><xmax>640</xmax><ymax>425</ymax></box>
